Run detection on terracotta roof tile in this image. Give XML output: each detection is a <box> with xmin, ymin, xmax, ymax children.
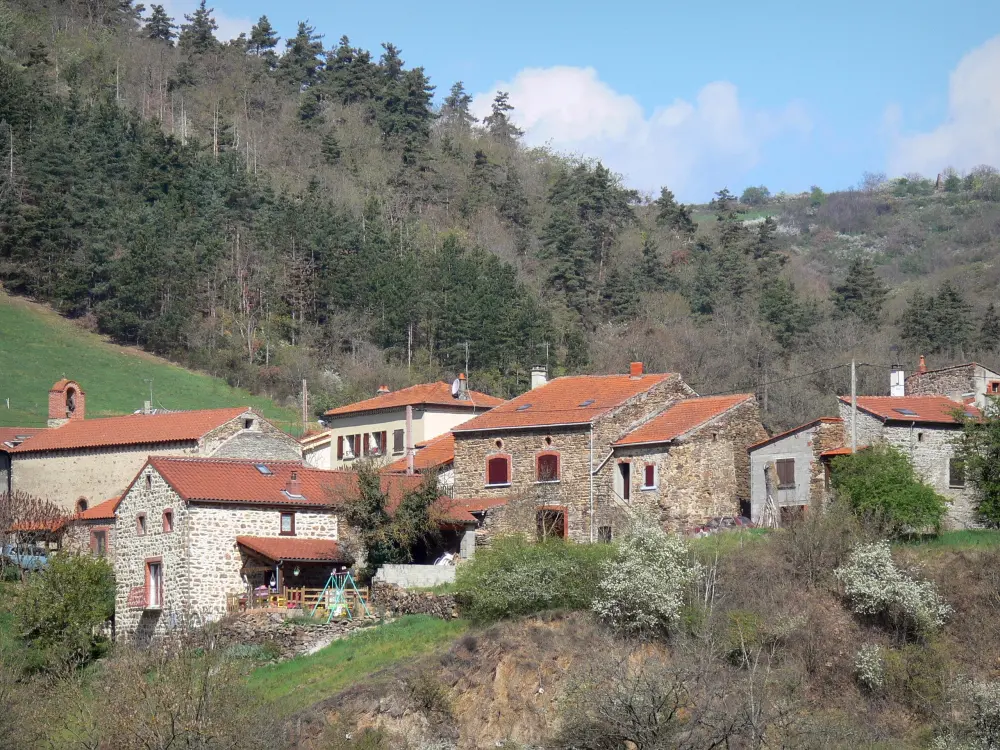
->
<box><xmin>11</xmin><ymin>407</ymin><xmax>249</xmax><ymax>453</ymax></box>
<box><xmin>455</xmin><ymin>373</ymin><xmax>678</xmax><ymax>432</ymax></box>
<box><xmin>383</xmin><ymin>432</ymin><xmax>455</xmax><ymax>474</ymax></box>
<box><xmin>614</xmin><ymin>395</ymin><xmax>754</xmax><ymax>447</ymax></box>
<box><xmin>75</xmin><ymin>495</ymin><xmax>122</xmax><ymax>521</ymax></box>
<box><xmin>748</xmin><ymin>417</ymin><xmax>843</xmax><ymax>452</ymax></box>
<box><xmin>148</xmin><ymin>456</ymin><xmax>423</xmax><ymax>508</ymax></box>
<box><xmin>0</xmin><ymin>427</ymin><xmax>45</xmax><ymax>450</ymax></box>
<box><xmin>838</xmin><ymin>395</ymin><xmax>976</xmax><ymax>424</ymax></box>
<box><xmin>236</xmin><ymin>536</ymin><xmax>346</xmax><ymax>563</ymax></box>
<box><xmin>447</xmin><ymin>497</ymin><xmax>509</xmax><ymax>513</ymax></box>
<box><xmin>820</xmin><ymin>446</ymin><xmax>855</xmax><ymax>457</ymax></box>
<box><xmin>324</xmin><ymin>382</ymin><xmax>503</xmax><ymax>417</ymax></box>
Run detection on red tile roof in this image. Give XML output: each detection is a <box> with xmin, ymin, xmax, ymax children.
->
<box><xmin>10</xmin><ymin>407</ymin><xmax>249</xmax><ymax>453</ymax></box>
<box><xmin>324</xmin><ymin>382</ymin><xmax>503</xmax><ymax>417</ymax></box>
<box><xmin>820</xmin><ymin>447</ymin><xmax>855</xmax><ymax>457</ymax></box>
<box><xmin>614</xmin><ymin>395</ymin><xmax>754</xmax><ymax>447</ymax></box>
<box><xmin>0</xmin><ymin>427</ymin><xmax>45</xmax><ymax>450</ymax></box>
<box><xmin>236</xmin><ymin>536</ymin><xmax>346</xmax><ymax>563</ymax></box>
<box><xmin>75</xmin><ymin>495</ymin><xmax>121</xmax><ymax>521</ymax></box>
<box><xmin>9</xmin><ymin>516</ymin><xmax>69</xmax><ymax>532</ymax></box>
<box><xmin>748</xmin><ymin>417</ymin><xmax>843</xmax><ymax>452</ymax></box>
<box><xmin>383</xmin><ymin>432</ymin><xmax>455</xmax><ymax>474</ymax></box>
<box><xmin>838</xmin><ymin>396</ymin><xmax>976</xmax><ymax>424</ymax></box>
<box><xmin>147</xmin><ymin>457</ymin><xmax>423</xmax><ymax>508</ymax></box>
<box><xmin>447</xmin><ymin>497</ymin><xmax>509</xmax><ymax>513</ymax></box>
<box><xmin>454</xmin><ymin>373</ymin><xmax>679</xmax><ymax>432</ymax></box>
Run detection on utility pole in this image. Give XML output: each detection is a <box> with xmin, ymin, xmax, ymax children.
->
<box><xmin>850</xmin><ymin>359</ymin><xmax>857</xmax><ymax>453</ymax></box>
<box><xmin>407</xmin><ymin>322</ymin><xmax>413</xmax><ymax>374</ymax></box>
<box><xmin>537</xmin><ymin>342</ymin><xmax>550</xmax><ymax>371</ymax></box>
<box><xmin>463</xmin><ymin>341</ymin><xmax>470</xmax><ymax>378</ymax></box>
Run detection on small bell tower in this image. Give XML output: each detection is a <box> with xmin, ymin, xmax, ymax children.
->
<box><xmin>48</xmin><ymin>379</ymin><xmax>86</xmax><ymax>427</ymax></box>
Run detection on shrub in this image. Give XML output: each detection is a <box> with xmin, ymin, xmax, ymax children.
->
<box><xmin>854</xmin><ymin>643</ymin><xmax>885</xmax><ymax>694</ymax></box>
<box><xmin>592</xmin><ymin>524</ymin><xmax>700</xmax><ymax>636</ymax></box>
<box><xmin>835</xmin><ymin>541</ymin><xmax>951</xmax><ymax>637</ymax></box>
<box><xmin>831</xmin><ymin>445</ymin><xmax>947</xmax><ymax>536</ymax></box>
<box><xmin>883</xmin><ymin>640</ymin><xmax>951</xmax><ymax>717</ymax></box>
<box><xmin>14</xmin><ymin>553</ymin><xmax>114</xmax><ymax>671</ymax></box>
<box><xmin>454</xmin><ymin>536</ymin><xmax>613</xmax><ymax>622</ymax></box>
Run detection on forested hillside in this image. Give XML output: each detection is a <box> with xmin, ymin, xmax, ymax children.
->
<box><xmin>2</xmin><ymin>0</ymin><xmax>999</xmax><ymax>430</ymax></box>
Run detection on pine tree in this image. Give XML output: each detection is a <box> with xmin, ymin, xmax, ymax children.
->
<box><xmin>143</xmin><ymin>5</ymin><xmax>176</xmax><ymax>43</ymax></box>
<box><xmin>980</xmin><ymin>303</ymin><xmax>1000</xmax><ymax>352</ymax></box>
<box><xmin>484</xmin><ymin>91</ymin><xmax>523</xmax><ymax>142</ymax></box>
<box><xmin>178</xmin><ymin>1</ymin><xmax>218</xmax><ymax>53</ymax></box>
<box><xmin>278</xmin><ymin>21</ymin><xmax>325</xmax><ymax>91</ymax></box>
<box><xmin>379</xmin><ymin>43</ymin><xmax>404</xmax><ymax>82</ymax></box>
<box><xmin>831</xmin><ymin>256</ymin><xmax>889</xmax><ymax>327</ymax></box>
<box><xmin>440</xmin><ymin>81</ymin><xmax>476</xmax><ymax>131</ymax></box>
<box><xmin>900</xmin><ymin>289</ymin><xmax>935</xmax><ymax>354</ymax></box>
<box><xmin>933</xmin><ymin>280</ymin><xmax>974</xmax><ymax>354</ymax></box>
<box><xmin>639</xmin><ymin>233</ymin><xmax>667</xmax><ymax>291</ymax></box>
<box><xmin>249</xmin><ymin>15</ymin><xmax>279</xmax><ymax>65</ymax></box>
<box><xmin>601</xmin><ymin>268</ymin><xmax>640</xmax><ymax>322</ymax></box>
<box><xmin>321</xmin><ymin>131</ymin><xmax>341</xmax><ymax>164</ymax></box>
<box><xmin>654</xmin><ymin>186</ymin><xmax>696</xmax><ymax>236</ymax></box>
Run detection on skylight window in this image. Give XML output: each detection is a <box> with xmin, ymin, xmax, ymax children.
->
<box><xmin>254</xmin><ymin>464</ymin><xmax>273</xmax><ymax>475</ymax></box>
<box><xmin>893</xmin><ymin>408</ymin><xmax>918</xmax><ymax>416</ymax></box>
<box><xmin>579</xmin><ymin>399</ymin><xmax>596</xmax><ymax>407</ymax></box>
<box><xmin>516</xmin><ymin>404</ymin><xmax>533</xmax><ymax>412</ymax></box>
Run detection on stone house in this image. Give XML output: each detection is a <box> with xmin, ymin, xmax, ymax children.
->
<box><xmin>1</xmin><ymin>427</ymin><xmax>45</xmax><ymax>496</ymax></box>
<box><xmin>62</xmin><ymin>495</ymin><xmax>121</xmax><ymax>557</ymax></box>
<box><xmin>7</xmin><ymin>379</ymin><xmax>301</xmax><ymax>512</ymax></box>
<box><xmin>382</xmin><ymin>431</ymin><xmax>457</xmax><ymax>493</ymax></box>
<box><xmin>302</xmin><ymin>379</ymin><xmax>503</xmax><ymax>471</ymax></box>
<box><xmin>451</xmin><ymin>363</ymin><xmax>703</xmax><ymax>543</ymax></box>
<box><xmin>747</xmin><ymin>418</ymin><xmax>846</xmax><ymax>525</ymax></box>
<box><xmin>837</xmin><ymin>395</ymin><xmax>978</xmax><ymax>527</ymax></box>
<box><xmin>611</xmin><ymin>394</ymin><xmax>767</xmax><ymax>532</ymax></box>
<box><xmin>905</xmin><ymin>357</ymin><xmax>1000</xmax><ymax>410</ymax></box>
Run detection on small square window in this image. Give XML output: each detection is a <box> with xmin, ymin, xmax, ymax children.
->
<box><xmin>91</xmin><ymin>530</ymin><xmax>108</xmax><ymax>557</ymax></box>
<box><xmin>775</xmin><ymin>459</ymin><xmax>795</xmax><ymax>489</ymax></box>
<box><xmin>917</xmin><ymin>432</ymin><xmax>924</xmax><ymax>442</ymax></box>
<box><xmin>136</xmin><ymin>514</ymin><xmax>147</xmax><ymax>536</ymax></box>
<box><xmin>598</xmin><ymin>526</ymin><xmax>613</xmax><ymax>543</ymax></box>
<box><xmin>244</xmin><ymin>418</ymin><xmax>254</xmax><ymax>430</ymax></box>
<box><xmin>163</xmin><ymin>509</ymin><xmax>174</xmax><ymax>533</ymax></box>
<box><xmin>280</xmin><ymin>512</ymin><xmax>296</xmax><ymax>536</ymax></box>
<box><xmin>949</xmin><ymin>459</ymin><xmax>966</xmax><ymax>488</ymax></box>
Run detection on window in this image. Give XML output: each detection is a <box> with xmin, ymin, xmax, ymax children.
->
<box><xmin>145</xmin><ymin>474</ymin><xmax>152</xmax><ymax>491</ymax></box>
<box><xmin>642</xmin><ymin>464</ymin><xmax>657</xmax><ymax>489</ymax></box>
<box><xmin>280</xmin><ymin>512</ymin><xmax>296</xmax><ymax>536</ymax></box>
<box><xmin>536</xmin><ymin>453</ymin><xmax>559</xmax><ymax>482</ymax></box>
<box><xmin>136</xmin><ymin>514</ymin><xmax>147</xmax><ymax>536</ymax></box>
<box><xmin>989</xmin><ymin>381</ymin><xmax>1000</xmax><ymax>395</ymax></box>
<box><xmin>776</xmin><ymin>459</ymin><xmax>795</xmax><ymax>489</ymax></box>
<box><xmin>536</xmin><ymin>507</ymin><xmax>566</xmax><ymax>540</ymax></box>
<box><xmin>949</xmin><ymin>459</ymin><xmax>966</xmax><ymax>488</ymax></box>
<box><xmin>162</xmin><ymin>509</ymin><xmax>174</xmax><ymax>533</ymax></box>
<box><xmin>243</xmin><ymin>418</ymin><xmax>255</xmax><ymax>430</ymax></box>
<box><xmin>367</xmin><ymin>431</ymin><xmax>387</xmax><ymax>456</ymax></box>
<box><xmin>617</xmin><ymin>462</ymin><xmax>631</xmax><ymax>502</ymax></box>
<box><xmin>76</xmin><ymin>498</ymin><xmax>88</xmax><ymax>513</ymax></box>
<box><xmin>146</xmin><ymin>560</ymin><xmax>163</xmax><ymax>609</ymax></box>
<box><xmin>340</xmin><ymin>434</ymin><xmax>359</xmax><ymax>460</ymax></box>
<box><xmin>917</xmin><ymin>432</ymin><xmax>924</xmax><ymax>442</ymax></box>
<box><xmin>254</xmin><ymin>464</ymin><xmax>272</xmax><ymax>475</ymax></box>
<box><xmin>486</xmin><ymin>456</ymin><xmax>510</xmax><ymax>486</ymax></box>
<box><xmin>598</xmin><ymin>526</ymin><xmax>613</xmax><ymax>543</ymax></box>
<box><xmin>90</xmin><ymin>529</ymin><xmax>108</xmax><ymax>557</ymax></box>
<box><xmin>393</xmin><ymin>429</ymin><xmax>405</xmax><ymax>454</ymax></box>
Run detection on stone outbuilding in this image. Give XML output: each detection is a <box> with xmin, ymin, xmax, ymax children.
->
<box><xmin>748</xmin><ymin>417</ymin><xmax>846</xmax><ymax>525</ymax></box>
<box><xmin>905</xmin><ymin>358</ymin><xmax>1000</xmax><ymax>411</ymax></box>
<box><xmin>611</xmin><ymin>394</ymin><xmax>767</xmax><ymax>532</ymax></box>
<box><xmin>7</xmin><ymin>379</ymin><xmax>302</xmax><ymax>512</ymax></box>
<box><xmin>451</xmin><ymin>362</ymin><xmax>704</xmax><ymax>543</ymax></box>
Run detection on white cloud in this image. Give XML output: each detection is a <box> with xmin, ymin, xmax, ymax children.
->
<box><xmin>888</xmin><ymin>35</ymin><xmax>1000</xmax><ymax>176</ymax></box>
<box><xmin>471</xmin><ymin>66</ymin><xmax>810</xmax><ymax>200</ymax></box>
<box><xmin>162</xmin><ymin>1</ymin><xmax>253</xmax><ymax>43</ymax></box>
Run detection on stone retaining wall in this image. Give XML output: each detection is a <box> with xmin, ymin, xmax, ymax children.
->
<box><xmin>216</xmin><ymin>611</ymin><xmax>373</xmax><ymax>661</ymax></box>
<box><xmin>373</xmin><ymin>563</ymin><xmax>456</xmax><ymax>588</ymax></box>
<box><xmin>371</xmin><ymin>581</ymin><xmax>459</xmax><ymax>619</ymax></box>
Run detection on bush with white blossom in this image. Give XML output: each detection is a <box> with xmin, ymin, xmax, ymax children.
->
<box><xmin>592</xmin><ymin>523</ymin><xmax>700</xmax><ymax>636</ymax></box>
<box><xmin>854</xmin><ymin>643</ymin><xmax>885</xmax><ymax>693</ymax></box>
<box><xmin>834</xmin><ymin>541</ymin><xmax>950</xmax><ymax>636</ymax></box>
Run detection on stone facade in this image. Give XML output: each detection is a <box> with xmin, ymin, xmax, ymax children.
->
<box><xmin>837</xmin><ymin>403</ymin><xmax>976</xmax><ymax>527</ymax></box>
<box><xmin>113</xmin><ymin>463</ymin><xmax>340</xmax><ymax>643</ymax></box>
<box><xmin>906</xmin><ymin>363</ymin><xmax>1000</xmax><ymax>410</ymax></box>
<box><xmin>615</xmin><ymin>400</ymin><xmax>767</xmax><ymax>532</ymax></box>
<box><xmin>62</xmin><ymin>518</ymin><xmax>115</xmax><ymax>557</ymax></box>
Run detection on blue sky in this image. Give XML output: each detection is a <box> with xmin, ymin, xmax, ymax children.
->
<box><xmin>165</xmin><ymin>1</ymin><xmax>1000</xmax><ymax>201</ymax></box>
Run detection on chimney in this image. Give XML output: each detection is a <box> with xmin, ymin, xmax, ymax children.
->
<box><xmin>890</xmin><ymin>367</ymin><xmax>905</xmax><ymax>397</ymax></box>
<box><xmin>286</xmin><ymin>470</ymin><xmax>303</xmax><ymax>498</ymax></box>
<box><xmin>376</xmin><ymin>385</ymin><xmax>390</xmax><ymax>396</ymax></box>
<box><xmin>457</xmin><ymin>373</ymin><xmax>469</xmax><ymax>400</ymax></box>
<box><xmin>629</xmin><ymin>362</ymin><xmax>644</xmax><ymax>379</ymax></box>
<box><xmin>918</xmin><ymin>355</ymin><xmax>927</xmax><ymax>374</ymax></box>
<box><xmin>531</xmin><ymin>366</ymin><xmax>548</xmax><ymax>390</ymax></box>
<box><xmin>143</xmin><ymin>400</ymin><xmax>153</xmax><ymax>415</ymax></box>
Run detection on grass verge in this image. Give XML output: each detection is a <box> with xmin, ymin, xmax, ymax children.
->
<box><xmin>248</xmin><ymin>615</ymin><xmax>467</xmax><ymax>715</ymax></box>
<box><xmin>898</xmin><ymin>529</ymin><xmax>1000</xmax><ymax>552</ymax></box>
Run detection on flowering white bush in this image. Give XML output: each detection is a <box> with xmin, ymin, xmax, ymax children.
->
<box><xmin>854</xmin><ymin>643</ymin><xmax>885</xmax><ymax>693</ymax></box>
<box><xmin>834</xmin><ymin>541</ymin><xmax>951</xmax><ymax>635</ymax></box>
<box><xmin>933</xmin><ymin>679</ymin><xmax>1000</xmax><ymax>749</ymax></box>
<box><xmin>592</xmin><ymin>523</ymin><xmax>700</xmax><ymax>635</ymax></box>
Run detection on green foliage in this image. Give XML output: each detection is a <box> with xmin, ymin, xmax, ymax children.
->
<box><xmin>654</xmin><ymin>186</ymin><xmax>696</xmax><ymax>236</ymax></box>
<box><xmin>900</xmin><ymin>281</ymin><xmax>974</xmax><ymax>355</ymax></box>
<box><xmin>809</xmin><ymin>185</ymin><xmax>826</xmax><ymax>207</ymax></box>
<box><xmin>248</xmin><ymin>15</ymin><xmax>279</xmax><ymax>64</ymax></box>
<box><xmin>483</xmin><ymin>91</ymin><xmax>523</xmax><ymax>142</ymax></box>
<box><xmin>454</xmin><ymin>536</ymin><xmax>614</xmax><ymax>622</ymax></box>
<box><xmin>831</xmin><ymin>445</ymin><xmax>947</xmax><ymax>536</ymax></box>
<box><xmin>277</xmin><ymin>21</ymin><xmax>324</xmax><ymax>92</ymax></box>
<box><xmin>883</xmin><ymin>640</ymin><xmax>951</xmax><ymax>715</ymax></box>
<box><xmin>831</xmin><ymin>256</ymin><xmax>889</xmax><ymax>326</ymax></box>
<box><xmin>740</xmin><ymin>185</ymin><xmax>771</xmax><ymax>206</ymax></box>
<box><xmin>178</xmin><ymin>0</ymin><xmax>218</xmax><ymax>53</ymax></box>
<box><xmin>143</xmin><ymin>5</ymin><xmax>176</xmax><ymax>43</ymax></box>
<box><xmin>980</xmin><ymin>303</ymin><xmax>1000</xmax><ymax>352</ymax></box>
<box><xmin>14</xmin><ymin>554</ymin><xmax>114</xmax><ymax>671</ymax></box>
<box><xmin>440</xmin><ymin>81</ymin><xmax>476</xmax><ymax>131</ymax></box>
<box><xmin>955</xmin><ymin>400</ymin><xmax>1000</xmax><ymax>527</ymax></box>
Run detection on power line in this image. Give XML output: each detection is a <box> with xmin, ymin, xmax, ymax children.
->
<box><xmin>693</xmin><ymin>362</ymin><xmax>852</xmax><ymax>398</ymax></box>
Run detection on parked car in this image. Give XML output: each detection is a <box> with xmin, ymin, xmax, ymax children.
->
<box><xmin>1</xmin><ymin>543</ymin><xmax>49</xmax><ymax>572</ymax></box>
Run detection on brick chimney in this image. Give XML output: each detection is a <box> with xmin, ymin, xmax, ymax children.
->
<box><xmin>457</xmin><ymin>372</ymin><xmax>469</xmax><ymax>400</ymax></box>
<box><xmin>285</xmin><ymin>470</ymin><xmax>303</xmax><ymax>498</ymax></box>
<box><xmin>918</xmin><ymin>355</ymin><xmax>927</xmax><ymax>374</ymax></box>
<box><xmin>376</xmin><ymin>385</ymin><xmax>390</xmax><ymax>396</ymax></box>
<box><xmin>629</xmin><ymin>362</ymin><xmax>644</xmax><ymax>379</ymax></box>
<box><xmin>48</xmin><ymin>379</ymin><xmax>85</xmax><ymax>428</ymax></box>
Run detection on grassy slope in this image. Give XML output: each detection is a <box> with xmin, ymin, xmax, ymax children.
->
<box><xmin>249</xmin><ymin>615</ymin><xmax>467</xmax><ymax>715</ymax></box>
<box><xmin>0</xmin><ymin>292</ymin><xmax>298</xmax><ymax>429</ymax></box>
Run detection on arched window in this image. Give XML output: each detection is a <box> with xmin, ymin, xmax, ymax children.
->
<box><xmin>76</xmin><ymin>498</ymin><xmax>88</xmax><ymax>513</ymax></box>
<box><xmin>536</xmin><ymin>453</ymin><xmax>559</xmax><ymax>482</ymax></box>
<box><xmin>486</xmin><ymin>456</ymin><xmax>511</xmax><ymax>486</ymax></box>
<box><xmin>66</xmin><ymin>388</ymin><xmax>77</xmax><ymax>414</ymax></box>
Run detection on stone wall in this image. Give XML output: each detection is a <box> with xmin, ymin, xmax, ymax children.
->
<box><xmin>906</xmin><ymin>364</ymin><xmax>1000</xmax><ymax>409</ymax></box>
<box><xmin>808</xmin><ymin>420</ymin><xmax>846</xmax><ymax>507</ymax></box>
<box><xmin>217</xmin><ymin>612</ymin><xmax>373</xmax><ymax>661</ymax></box>
<box><xmin>370</xmin><ymin>581</ymin><xmax>458</xmax><ymax>619</ymax></box>
<box><xmin>374</xmin><ymin>564</ymin><xmax>455</xmax><ymax>588</ymax></box>
<box><xmin>62</xmin><ymin>519</ymin><xmax>115</xmax><ymax>557</ymax></box>
<box><xmin>206</xmin><ymin>414</ymin><xmax>302</xmax><ymax>460</ymax></box>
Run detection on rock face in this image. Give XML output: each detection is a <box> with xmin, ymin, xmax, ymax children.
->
<box><xmin>371</xmin><ymin>582</ymin><xmax>458</xmax><ymax>619</ymax></box>
<box><xmin>216</xmin><ymin>611</ymin><xmax>374</xmax><ymax>661</ymax></box>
